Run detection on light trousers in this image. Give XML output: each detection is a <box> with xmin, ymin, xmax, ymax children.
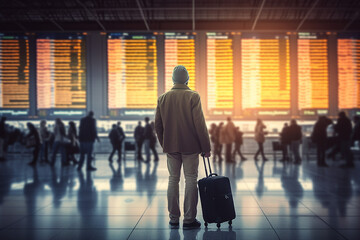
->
<box><xmin>167</xmin><ymin>153</ymin><xmax>199</xmax><ymax>224</ymax></box>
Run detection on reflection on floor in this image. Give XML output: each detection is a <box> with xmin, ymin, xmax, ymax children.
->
<box><xmin>0</xmin><ymin>152</ymin><xmax>359</xmax><ymax>240</ymax></box>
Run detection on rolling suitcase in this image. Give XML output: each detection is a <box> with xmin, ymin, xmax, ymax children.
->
<box><xmin>198</xmin><ymin>155</ymin><xmax>236</xmax><ymax>228</ymax></box>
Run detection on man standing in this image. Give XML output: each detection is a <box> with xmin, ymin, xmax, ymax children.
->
<box><xmin>116</xmin><ymin>121</ymin><xmax>126</xmax><ymax>161</ymax></box>
<box><xmin>311</xmin><ymin>116</ymin><xmax>332</xmax><ymax>167</ymax></box>
<box><xmin>143</xmin><ymin>117</ymin><xmax>152</xmax><ymax>162</ymax></box>
<box><xmin>288</xmin><ymin>119</ymin><xmax>302</xmax><ymax>164</ymax></box>
<box><xmin>335</xmin><ymin>112</ymin><xmax>355</xmax><ymax>168</ymax></box>
<box><xmin>77</xmin><ymin>111</ymin><xmax>99</xmax><ymax>171</ymax></box>
<box><xmin>223</xmin><ymin>117</ymin><xmax>236</xmax><ymax>162</ymax></box>
<box><xmin>155</xmin><ymin>65</ymin><xmax>211</xmax><ymax>230</ymax></box>
<box><xmin>108</xmin><ymin>124</ymin><xmax>121</xmax><ymax>163</ymax></box>
<box><xmin>134</xmin><ymin>121</ymin><xmax>144</xmax><ymax>160</ymax></box>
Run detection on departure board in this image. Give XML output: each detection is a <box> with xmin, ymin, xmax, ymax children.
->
<box><xmin>108</xmin><ymin>33</ymin><xmax>157</xmax><ymax>113</ymax></box>
<box><xmin>241</xmin><ymin>34</ymin><xmax>290</xmax><ymax>116</ymax></box>
<box><xmin>36</xmin><ymin>33</ymin><xmax>86</xmax><ymax>112</ymax></box>
<box><xmin>165</xmin><ymin>33</ymin><xmax>195</xmax><ymax>91</ymax></box>
<box><xmin>0</xmin><ymin>34</ymin><xmax>29</xmax><ymax>113</ymax></box>
<box><xmin>298</xmin><ymin>33</ymin><xmax>329</xmax><ymax>115</ymax></box>
<box><xmin>207</xmin><ymin>32</ymin><xmax>233</xmax><ymax>115</ymax></box>
<box><xmin>338</xmin><ymin>37</ymin><xmax>360</xmax><ymax>109</ymax></box>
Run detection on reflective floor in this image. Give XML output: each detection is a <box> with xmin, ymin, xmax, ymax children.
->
<box><xmin>0</xmin><ymin>152</ymin><xmax>359</xmax><ymax>240</ymax></box>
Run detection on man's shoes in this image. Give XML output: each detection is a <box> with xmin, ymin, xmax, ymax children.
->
<box><xmin>263</xmin><ymin>158</ymin><xmax>269</xmax><ymax>161</ymax></box>
<box><xmin>154</xmin><ymin>158</ymin><xmax>159</xmax><ymax>162</ymax></box>
<box><xmin>241</xmin><ymin>157</ymin><xmax>247</xmax><ymax>161</ymax></box>
<box><xmin>108</xmin><ymin>158</ymin><xmax>113</xmax><ymax>163</ymax></box>
<box><xmin>339</xmin><ymin>163</ymin><xmax>355</xmax><ymax>168</ymax></box>
<box><xmin>169</xmin><ymin>221</ymin><xmax>179</xmax><ymax>229</ymax></box>
<box><xmin>87</xmin><ymin>166</ymin><xmax>97</xmax><ymax>171</ymax></box>
<box><xmin>183</xmin><ymin>219</ymin><xmax>201</xmax><ymax>230</ymax></box>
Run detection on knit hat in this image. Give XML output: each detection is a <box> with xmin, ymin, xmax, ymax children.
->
<box><xmin>172</xmin><ymin>65</ymin><xmax>189</xmax><ymax>84</ymax></box>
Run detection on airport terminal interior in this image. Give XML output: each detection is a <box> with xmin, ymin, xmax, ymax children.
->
<box><xmin>1</xmin><ymin>0</ymin><xmax>360</xmax><ymax>239</ymax></box>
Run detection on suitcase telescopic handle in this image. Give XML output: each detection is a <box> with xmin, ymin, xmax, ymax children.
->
<box><xmin>201</xmin><ymin>153</ymin><xmax>216</xmax><ymax>177</ymax></box>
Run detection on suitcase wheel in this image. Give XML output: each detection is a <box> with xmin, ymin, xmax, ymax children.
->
<box><xmin>217</xmin><ymin>223</ymin><xmax>221</xmax><ymax>228</ymax></box>
<box><xmin>204</xmin><ymin>222</ymin><xmax>208</xmax><ymax>227</ymax></box>
<box><xmin>228</xmin><ymin>220</ymin><xmax>232</xmax><ymax>226</ymax></box>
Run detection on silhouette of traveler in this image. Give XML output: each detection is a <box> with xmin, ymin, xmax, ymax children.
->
<box><xmin>134</xmin><ymin>121</ymin><xmax>145</xmax><ymax>160</ymax></box>
<box><xmin>26</xmin><ymin>122</ymin><xmax>41</xmax><ymax>166</ymax></box>
<box><xmin>143</xmin><ymin>117</ymin><xmax>153</xmax><ymax>162</ymax></box>
<box><xmin>215</xmin><ymin>122</ymin><xmax>224</xmax><ymax>162</ymax></box>
<box><xmin>39</xmin><ymin>120</ymin><xmax>50</xmax><ymax>163</ymax></box>
<box><xmin>155</xmin><ymin>65</ymin><xmax>211</xmax><ymax>229</ymax></box>
<box><xmin>312</xmin><ymin>116</ymin><xmax>332</xmax><ymax>167</ymax></box>
<box><xmin>280</xmin><ymin>123</ymin><xmax>290</xmax><ymax>162</ymax></box>
<box><xmin>77</xmin><ymin>111</ymin><xmax>99</xmax><ymax>171</ymax></box>
<box><xmin>0</xmin><ymin>117</ymin><xmax>7</xmax><ymax>161</ymax></box>
<box><xmin>66</xmin><ymin>121</ymin><xmax>79</xmax><ymax>165</ymax></box>
<box><xmin>288</xmin><ymin>119</ymin><xmax>302</xmax><ymax>164</ymax></box>
<box><xmin>51</xmin><ymin>118</ymin><xmax>66</xmax><ymax>166</ymax></box>
<box><xmin>335</xmin><ymin>112</ymin><xmax>355</xmax><ymax>168</ymax></box>
<box><xmin>150</xmin><ymin>121</ymin><xmax>159</xmax><ymax>161</ymax></box>
<box><xmin>209</xmin><ymin>123</ymin><xmax>217</xmax><ymax>160</ymax></box>
<box><xmin>222</xmin><ymin>117</ymin><xmax>236</xmax><ymax>162</ymax></box>
<box><xmin>254</xmin><ymin>119</ymin><xmax>268</xmax><ymax>161</ymax></box>
<box><xmin>116</xmin><ymin>121</ymin><xmax>126</xmax><ymax>161</ymax></box>
<box><xmin>108</xmin><ymin>124</ymin><xmax>121</xmax><ymax>163</ymax></box>
<box><xmin>232</xmin><ymin>126</ymin><xmax>247</xmax><ymax>161</ymax></box>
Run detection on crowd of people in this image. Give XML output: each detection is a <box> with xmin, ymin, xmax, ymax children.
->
<box><xmin>0</xmin><ymin>111</ymin><xmax>358</xmax><ymax>170</ymax></box>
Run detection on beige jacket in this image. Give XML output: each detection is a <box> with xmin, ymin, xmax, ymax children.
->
<box><xmin>155</xmin><ymin>84</ymin><xmax>211</xmax><ymax>153</ymax></box>
<box><xmin>221</xmin><ymin>121</ymin><xmax>236</xmax><ymax>144</ymax></box>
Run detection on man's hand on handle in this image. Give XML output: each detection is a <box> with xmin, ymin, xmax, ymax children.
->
<box><xmin>202</xmin><ymin>152</ymin><xmax>211</xmax><ymax>158</ymax></box>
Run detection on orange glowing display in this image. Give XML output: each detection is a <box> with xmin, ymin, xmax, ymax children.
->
<box><xmin>108</xmin><ymin>33</ymin><xmax>157</xmax><ymax>109</ymax></box>
<box><xmin>338</xmin><ymin>39</ymin><xmax>360</xmax><ymax>109</ymax></box>
<box><xmin>241</xmin><ymin>38</ymin><xmax>290</xmax><ymax>109</ymax></box>
<box><xmin>165</xmin><ymin>33</ymin><xmax>195</xmax><ymax>92</ymax></box>
<box><xmin>0</xmin><ymin>35</ymin><xmax>29</xmax><ymax>108</ymax></box>
<box><xmin>207</xmin><ymin>33</ymin><xmax>233</xmax><ymax>112</ymax></box>
<box><xmin>298</xmin><ymin>39</ymin><xmax>329</xmax><ymax>110</ymax></box>
<box><xmin>37</xmin><ymin>35</ymin><xmax>86</xmax><ymax>109</ymax></box>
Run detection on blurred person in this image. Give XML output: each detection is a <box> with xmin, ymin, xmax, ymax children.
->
<box><xmin>108</xmin><ymin>124</ymin><xmax>121</xmax><ymax>163</ymax></box>
<box><xmin>150</xmin><ymin>121</ymin><xmax>159</xmax><ymax>161</ymax></box>
<box><xmin>222</xmin><ymin>117</ymin><xmax>236</xmax><ymax>162</ymax></box>
<box><xmin>39</xmin><ymin>120</ymin><xmax>50</xmax><ymax>163</ymax></box>
<box><xmin>334</xmin><ymin>112</ymin><xmax>354</xmax><ymax>168</ymax></box>
<box><xmin>208</xmin><ymin>123</ymin><xmax>217</xmax><ymax>159</ymax></box>
<box><xmin>77</xmin><ymin>111</ymin><xmax>99</xmax><ymax>171</ymax></box>
<box><xmin>312</xmin><ymin>116</ymin><xmax>332</xmax><ymax>167</ymax></box>
<box><xmin>288</xmin><ymin>119</ymin><xmax>302</xmax><ymax>164</ymax></box>
<box><xmin>116</xmin><ymin>121</ymin><xmax>126</xmax><ymax>160</ymax></box>
<box><xmin>66</xmin><ymin>121</ymin><xmax>79</xmax><ymax>165</ymax></box>
<box><xmin>51</xmin><ymin>118</ymin><xmax>66</xmax><ymax>167</ymax></box>
<box><xmin>0</xmin><ymin>117</ymin><xmax>7</xmax><ymax>161</ymax></box>
<box><xmin>232</xmin><ymin>126</ymin><xmax>247</xmax><ymax>161</ymax></box>
<box><xmin>254</xmin><ymin>119</ymin><xmax>268</xmax><ymax>161</ymax></box>
<box><xmin>279</xmin><ymin>123</ymin><xmax>290</xmax><ymax>162</ymax></box>
<box><xmin>134</xmin><ymin>121</ymin><xmax>145</xmax><ymax>160</ymax></box>
<box><xmin>26</xmin><ymin>122</ymin><xmax>41</xmax><ymax>166</ymax></box>
<box><xmin>215</xmin><ymin>122</ymin><xmax>224</xmax><ymax>162</ymax></box>
<box><xmin>155</xmin><ymin>65</ymin><xmax>211</xmax><ymax>229</ymax></box>
<box><xmin>143</xmin><ymin>117</ymin><xmax>152</xmax><ymax>162</ymax></box>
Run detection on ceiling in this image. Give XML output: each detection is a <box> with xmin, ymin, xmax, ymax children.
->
<box><xmin>0</xmin><ymin>0</ymin><xmax>359</xmax><ymax>32</ymax></box>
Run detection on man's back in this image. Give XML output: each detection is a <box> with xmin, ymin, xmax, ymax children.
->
<box><xmin>155</xmin><ymin>84</ymin><xmax>210</xmax><ymax>153</ymax></box>
<box><xmin>79</xmin><ymin>116</ymin><xmax>96</xmax><ymax>142</ymax></box>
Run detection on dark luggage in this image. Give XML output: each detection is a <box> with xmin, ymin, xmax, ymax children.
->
<box><xmin>198</xmin><ymin>155</ymin><xmax>236</xmax><ymax>228</ymax></box>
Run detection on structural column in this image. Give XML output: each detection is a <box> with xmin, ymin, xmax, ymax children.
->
<box><xmin>328</xmin><ymin>33</ymin><xmax>339</xmax><ymax>118</ymax></box>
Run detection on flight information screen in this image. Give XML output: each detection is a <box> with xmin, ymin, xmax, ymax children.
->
<box><xmin>164</xmin><ymin>32</ymin><xmax>195</xmax><ymax>92</ymax></box>
<box><xmin>241</xmin><ymin>34</ymin><xmax>291</xmax><ymax>116</ymax></box>
<box><xmin>36</xmin><ymin>33</ymin><xmax>86</xmax><ymax>116</ymax></box>
<box><xmin>298</xmin><ymin>33</ymin><xmax>329</xmax><ymax>115</ymax></box>
<box><xmin>0</xmin><ymin>34</ymin><xmax>29</xmax><ymax>116</ymax></box>
<box><xmin>338</xmin><ymin>35</ymin><xmax>360</xmax><ymax>110</ymax></box>
<box><xmin>207</xmin><ymin>32</ymin><xmax>233</xmax><ymax>115</ymax></box>
<box><xmin>108</xmin><ymin>33</ymin><xmax>157</xmax><ymax>116</ymax></box>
